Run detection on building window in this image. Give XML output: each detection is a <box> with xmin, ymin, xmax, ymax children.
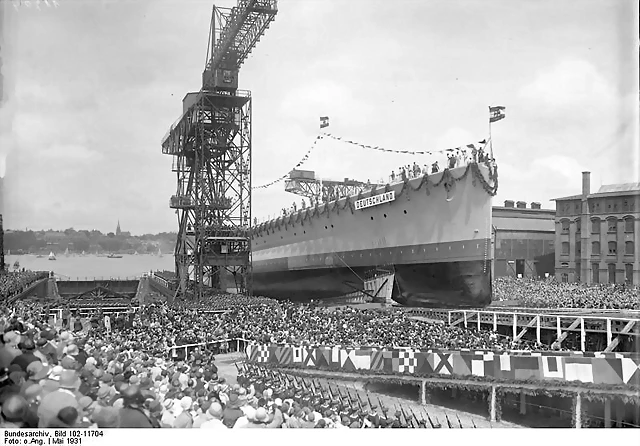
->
<box><xmin>561</xmin><ymin>273</ymin><xmax>568</xmax><ymax>283</ymax></box>
<box><xmin>592</xmin><ymin>263</ymin><xmax>599</xmax><ymax>283</ymax></box>
<box><xmin>608</xmin><ymin>263</ymin><xmax>616</xmax><ymax>284</ymax></box>
<box><xmin>591</xmin><ymin>218</ymin><xmax>600</xmax><ymax>234</ymax></box>
<box><xmin>561</xmin><ymin>220</ymin><xmax>570</xmax><ymax>233</ymax></box>
<box><xmin>575</xmin><ymin>219</ymin><xmax>581</xmax><ymax>233</ymax></box>
<box><xmin>625</xmin><ymin>241</ymin><xmax>634</xmax><ymax>256</ymax></box>
<box><xmin>576</xmin><ymin>241</ymin><xmax>581</xmax><ymax>256</ymax></box>
<box><xmin>608</xmin><ymin>241</ymin><xmax>617</xmax><ymax>255</ymax></box>
<box><xmin>607</xmin><ymin>218</ymin><xmax>617</xmax><ymax>233</ymax></box>
<box><xmin>591</xmin><ymin>241</ymin><xmax>600</xmax><ymax>255</ymax></box>
<box><xmin>626</xmin><ymin>264</ymin><xmax>634</xmax><ymax>285</ymax></box>
<box><xmin>624</xmin><ymin>217</ymin><xmax>634</xmax><ymax>233</ymax></box>
<box><xmin>562</xmin><ymin>242</ymin><xmax>570</xmax><ymax>255</ymax></box>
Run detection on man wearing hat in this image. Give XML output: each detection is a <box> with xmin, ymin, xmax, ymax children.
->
<box><xmin>1</xmin><ymin>394</ymin><xmax>29</xmax><ymax>428</ymax></box>
<box><xmin>118</xmin><ymin>384</ymin><xmax>157</xmax><ymax>429</ymax></box>
<box><xmin>0</xmin><ymin>331</ymin><xmax>22</xmax><ymax>369</ymax></box>
<box><xmin>37</xmin><ymin>370</ymin><xmax>81</xmax><ymax>427</ymax></box>
<box><xmin>172</xmin><ymin>396</ymin><xmax>194</xmax><ymax>428</ymax></box>
<box><xmin>12</xmin><ymin>338</ymin><xmax>41</xmax><ymax>371</ymax></box>
<box><xmin>37</xmin><ymin>331</ymin><xmax>58</xmax><ymax>365</ymax></box>
<box><xmin>200</xmin><ymin>402</ymin><xmax>226</xmax><ymax>429</ymax></box>
<box><xmin>26</xmin><ymin>362</ymin><xmax>51</xmax><ymax>385</ymax></box>
<box><xmin>93</xmin><ymin>406</ymin><xmax>120</xmax><ymax>428</ymax></box>
<box><xmin>221</xmin><ymin>392</ymin><xmax>244</xmax><ymax>428</ymax></box>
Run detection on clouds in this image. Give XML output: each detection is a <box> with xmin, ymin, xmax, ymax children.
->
<box><xmin>0</xmin><ymin>0</ymin><xmax>637</xmax><ymax>233</ymax></box>
<box><xmin>518</xmin><ymin>59</ymin><xmax>619</xmax><ymax>124</ymax></box>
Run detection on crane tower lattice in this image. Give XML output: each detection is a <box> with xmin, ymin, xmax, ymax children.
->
<box><xmin>162</xmin><ymin>1</ymin><xmax>278</xmax><ymax>300</ymax></box>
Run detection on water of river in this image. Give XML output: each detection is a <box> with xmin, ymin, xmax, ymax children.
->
<box><xmin>4</xmin><ymin>254</ymin><xmax>175</xmax><ymax>279</ymax></box>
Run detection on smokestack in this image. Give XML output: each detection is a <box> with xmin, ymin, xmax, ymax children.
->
<box><xmin>530</xmin><ymin>202</ymin><xmax>541</xmax><ymax>209</ymax></box>
<box><xmin>516</xmin><ymin>201</ymin><xmax>527</xmax><ymax>209</ymax></box>
<box><xmin>582</xmin><ymin>171</ymin><xmax>590</xmax><ymax>198</ymax></box>
<box><xmin>504</xmin><ymin>200</ymin><xmax>514</xmax><ymax>208</ymax></box>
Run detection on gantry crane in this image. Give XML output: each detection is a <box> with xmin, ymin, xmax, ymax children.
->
<box><xmin>162</xmin><ymin>0</ymin><xmax>278</xmax><ymax>300</ymax></box>
<box><xmin>284</xmin><ymin>169</ymin><xmax>379</xmax><ymax>204</ymax></box>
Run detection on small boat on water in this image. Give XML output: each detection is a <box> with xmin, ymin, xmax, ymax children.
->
<box><xmin>13</xmin><ymin>260</ymin><xmax>20</xmax><ymax>270</ymax></box>
<box><xmin>157</xmin><ymin>247</ymin><xmax>162</xmax><ymax>257</ymax></box>
<box><xmin>37</xmin><ymin>254</ymin><xmax>43</xmax><ymax>258</ymax></box>
<box><xmin>107</xmin><ymin>253</ymin><xmax>123</xmax><ymax>259</ymax></box>
<box><xmin>64</xmin><ymin>247</ymin><xmax>70</xmax><ymax>257</ymax></box>
<box><xmin>81</xmin><ymin>250</ymin><xmax>86</xmax><ymax>256</ymax></box>
<box><xmin>48</xmin><ymin>252</ymin><xmax>56</xmax><ymax>261</ymax></box>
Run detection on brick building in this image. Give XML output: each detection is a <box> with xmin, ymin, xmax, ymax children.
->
<box><xmin>492</xmin><ymin>201</ymin><xmax>556</xmax><ymax>278</ymax></box>
<box><xmin>553</xmin><ymin>172</ymin><xmax>639</xmax><ymax>285</ymax></box>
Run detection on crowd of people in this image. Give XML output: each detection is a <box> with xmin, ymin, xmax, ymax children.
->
<box><xmin>0</xmin><ymin>271</ymin><xmax>49</xmax><ymax>302</ymax></box>
<box><xmin>1</xmin><ymin>265</ymin><xmax>637</xmax><ymax>428</ymax></box>
<box><xmin>0</xmin><ymin>304</ymin><xmax>427</xmax><ymax>428</ymax></box>
<box><xmin>5</xmin><ymin>266</ymin><xmax>640</xmax><ymax>429</ymax></box>
<box><xmin>5</xmin><ymin>295</ymin><xmax>542</xmax><ymax>354</ymax></box>
<box><xmin>493</xmin><ymin>277</ymin><xmax>640</xmax><ymax>310</ymax></box>
<box><xmin>0</xmin><ymin>283</ymin><xmax>512</xmax><ymax>430</ymax></box>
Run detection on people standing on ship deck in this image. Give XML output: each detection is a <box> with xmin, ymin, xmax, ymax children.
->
<box><xmin>477</xmin><ymin>148</ymin><xmax>485</xmax><ymax>163</ymax></box>
<box><xmin>390</xmin><ymin>171</ymin><xmax>395</xmax><ymax>183</ymax></box>
<box><xmin>431</xmin><ymin>161</ymin><xmax>439</xmax><ymax>173</ymax></box>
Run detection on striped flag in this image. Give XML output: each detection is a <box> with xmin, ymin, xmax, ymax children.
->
<box><xmin>489</xmin><ymin>106</ymin><xmax>505</xmax><ymax>123</ymax></box>
<box><xmin>320</xmin><ymin>116</ymin><xmax>329</xmax><ymax>128</ymax></box>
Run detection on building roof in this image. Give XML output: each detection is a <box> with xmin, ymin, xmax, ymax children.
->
<box><xmin>553</xmin><ymin>182</ymin><xmax>640</xmax><ymax>201</ymax></box>
<box><xmin>552</xmin><ymin>194</ymin><xmax>583</xmax><ymax>201</ymax></box>
<box><xmin>493</xmin><ymin>216</ymin><xmax>555</xmax><ymax>233</ymax></box>
<box><xmin>596</xmin><ymin>183</ymin><xmax>640</xmax><ymax>194</ymax></box>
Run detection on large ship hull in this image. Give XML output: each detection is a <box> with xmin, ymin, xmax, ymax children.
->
<box><xmin>252</xmin><ymin>163</ymin><xmax>496</xmax><ymax>308</ymax></box>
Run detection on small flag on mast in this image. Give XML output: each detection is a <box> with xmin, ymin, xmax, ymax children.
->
<box><xmin>320</xmin><ymin>116</ymin><xmax>329</xmax><ymax>128</ymax></box>
<box><xmin>489</xmin><ymin>106</ymin><xmax>505</xmax><ymax>123</ymax></box>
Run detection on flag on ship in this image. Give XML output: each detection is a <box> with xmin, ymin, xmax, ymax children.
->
<box><xmin>489</xmin><ymin>106</ymin><xmax>505</xmax><ymax>123</ymax></box>
<box><xmin>320</xmin><ymin>116</ymin><xmax>329</xmax><ymax>128</ymax></box>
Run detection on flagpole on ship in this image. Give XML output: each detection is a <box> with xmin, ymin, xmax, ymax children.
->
<box><xmin>488</xmin><ymin>105</ymin><xmax>494</xmax><ymax>160</ymax></box>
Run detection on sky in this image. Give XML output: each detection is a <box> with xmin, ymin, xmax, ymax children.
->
<box><xmin>0</xmin><ymin>0</ymin><xmax>637</xmax><ymax>234</ymax></box>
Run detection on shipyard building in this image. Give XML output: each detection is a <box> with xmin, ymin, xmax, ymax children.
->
<box><xmin>553</xmin><ymin>172</ymin><xmax>639</xmax><ymax>285</ymax></box>
<box><xmin>491</xmin><ymin>201</ymin><xmax>556</xmax><ymax>278</ymax></box>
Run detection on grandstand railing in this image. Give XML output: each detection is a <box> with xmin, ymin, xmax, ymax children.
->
<box><xmin>409</xmin><ymin>308</ymin><xmax>640</xmax><ymax>352</ymax></box>
<box><xmin>40</xmin><ymin>307</ymin><xmax>229</xmax><ymax>325</ymax></box>
<box><xmin>166</xmin><ymin>338</ymin><xmax>251</xmax><ymax>359</ymax></box>
<box><xmin>55</xmin><ymin>276</ymin><xmax>142</xmax><ymax>281</ymax></box>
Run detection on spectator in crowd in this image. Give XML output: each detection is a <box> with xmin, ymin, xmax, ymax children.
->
<box><xmin>493</xmin><ymin>276</ymin><xmax>640</xmax><ymax>310</ymax></box>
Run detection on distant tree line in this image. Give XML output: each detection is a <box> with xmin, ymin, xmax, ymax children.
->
<box><xmin>2</xmin><ymin>228</ymin><xmax>177</xmax><ymax>254</ymax></box>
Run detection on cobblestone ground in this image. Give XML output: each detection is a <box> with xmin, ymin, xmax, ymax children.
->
<box><xmin>214</xmin><ymin>353</ymin><xmax>523</xmax><ymax>429</ymax></box>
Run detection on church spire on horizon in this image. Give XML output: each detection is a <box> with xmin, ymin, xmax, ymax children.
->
<box><xmin>116</xmin><ymin>220</ymin><xmax>121</xmax><ymax>236</ymax></box>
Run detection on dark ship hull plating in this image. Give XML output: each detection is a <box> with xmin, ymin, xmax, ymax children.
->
<box><xmin>252</xmin><ymin>163</ymin><xmax>495</xmax><ymax>308</ymax></box>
